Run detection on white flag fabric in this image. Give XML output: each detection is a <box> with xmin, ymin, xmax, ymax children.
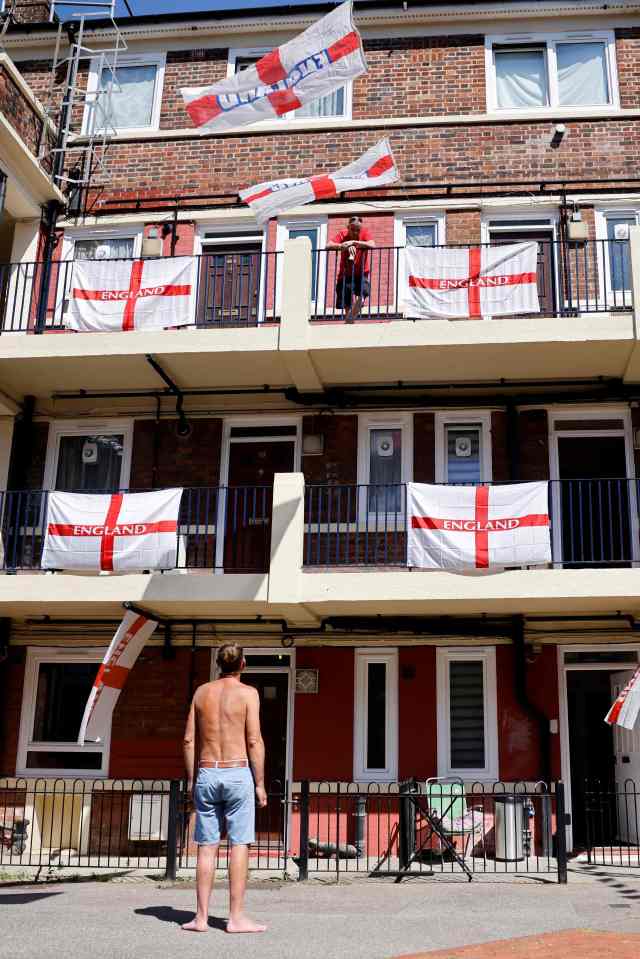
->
<box><xmin>404</xmin><ymin>242</ymin><xmax>539</xmax><ymax>319</ymax></box>
<box><xmin>42</xmin><ymin>489</ymin><xmax>183</xmax><ymax>572</ymax></box>
<box><xmin>78</xmin><ymin>610</ymin><xmax>159</xmax><ymax>745</ymax></box>
<box><xmin>407</xmin><ymin>482</ymin><xmax>551</xmax><ymax>572</ymax></box>
<box><xmin>67</xmin><ymin>256</ymin><xmax>195</xmax><ymax>332</ymax></box>
<box><xmin>605</xmin><ymin>667</ymin><xmax>640</xmax><ymax>730</ymax></box>
<box><xmin>240</xmin><ymin>139</ymin><xmax>399</xmax><ymax>225</ymax></box>
<box><xmin>181</xmin><ymin>1</ymin><xmax>365</xmax><ymax>132</ymax></box>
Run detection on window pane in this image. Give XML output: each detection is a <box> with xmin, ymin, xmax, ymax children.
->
<box><xmin>26</xmin><ymin>751</ymin><xmax>102</xmax><ymax>770</ymax></box>
<box><xmin>296</xmin><ymin>88</ymin><xmax>345</xmax><ymax>118</ymax></box>
<box><xmin>606</xmin><ymin>217</ymin><xmax>634</xmax><ymax>291</ymax></box>
<box><xmin>97</xmin><ymin>64</ymin><xmax>157</xmax><ymax>129</ymax></box>
<box><xmin>446</xmin><ymin>426</ymin><xmax>482</xmax><ymax>484</ymax></box>
<box><xmin>495</xmin><ymin>49</ymin><xmax>548</xmax><ymax>108</ymax></box>
<box><xmin>32</xmin><ymin>663</ymin><xmax>99</xmax><ymax>743</ymax></box>
<box><xmin>368</xmin><ymin>428</ymin><xmax>402</xmax><ymax>512</ymax></box>
<box><xmin>366</xmin><ymin>662</ymin><xmax>386</xmax><ymax>769</ymax></box>
<box><xmin>290</xmin><ymin>228</ymin><xmax>319</xmax><ymax>299</ymax></box>
<box><xmin>55</xmin><ymin>433</ymin><xmax>125</xmax><ymax>492</ymax></box>
<box><xmin>74</xmin><ymin>237</ymin><xmax>135</xmax><ymax>260</ymax></box>
<box><xmin>406</xmin><ymin>224</ymin><xmax>436</xmax><ymax>247</ymax></box>
<box><xmin>449</xmin><ymin>660</ymin><xmax>485</xmax><ymax>769</ymax></box>
<box><xmin>557</xmin><ymin>42</ymin><xmax>608</xmax><ymax>106</ymax></box>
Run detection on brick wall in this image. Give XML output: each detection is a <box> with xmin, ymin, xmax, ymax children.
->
<box><xmin>616</xmin><ymin>28</ymin><xmax>640</xmax><ymax>109</ymax></box>
<box><xmin>413</xmin><ymin>413</ymin><xmax>435</xmax><ymax>483</ymax></box>
<box><xmin>302</xmin><ymin>414</ymin><xmax>357</xmax><ymax>485</ymax></box>
<box><xmin>8</xmin><ymin>421</ymin><xmax>48</xmax><ymax>490</ymax></box>
<box><xmin>518</xmin><ymin>410</ymin><xmax>550</xmax><ymax>481</ymax></box>
<box><xmin>0</xmin><ymin>63</ymin><xmax>46</xmax><ymax>160</ymax></box>
<box><xmin>129</xmin><ymin>418</ymin><xmax>222</xmax><ymax>488</ymax></box>
<box><xmin>12</xmin><ymin>1</ymin><xmax>50</xmax><ymax>23</ymax></box>
<box><xmin>446</xmin><ymin>210</ymin><xmax>482</xmax><ymax>245</ymax></box>
<box><xmin>0</xmin><ymin>648</ymin><xmax>25</xmax><ymax>775</ymax></box>
<box><xmin>491</xmin><ymin>411</ymin><xmax>510</xmax><ymax>482</ymax></box>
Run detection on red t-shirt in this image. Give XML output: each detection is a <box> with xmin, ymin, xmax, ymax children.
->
<box><xmin>332</xmin><ymin>227</ymin><xmax>373</xmax><ymax>277</ymax></box>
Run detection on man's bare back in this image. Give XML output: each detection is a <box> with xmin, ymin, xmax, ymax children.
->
<box><xmin>193</xmin><ymin>678</ymin><xmax>255</xmax><ymax>763</ymax></box>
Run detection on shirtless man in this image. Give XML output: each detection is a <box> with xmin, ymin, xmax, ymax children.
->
<box><xmin>182</xmin><ymin>643</ymin><xmax>268</xmax><ymax>934</ymax></box>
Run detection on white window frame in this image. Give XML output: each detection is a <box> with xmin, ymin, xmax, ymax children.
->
<box><xmin>275</xmin><ymin>216</ymin><xmax>327</xmax><ymax>313</ymax></box>
<box><xmin>485</xmin><ymin>31</ymin><xmax>619</xmax><ymax>114</ymax></box>
<box><xmin>43</xmin><ymin>418</ymin><xmax>134</xmax><ymax>491</ymax></box>
<box><xmin>353</xmin><ymin>648</ymin><xmax>398</xmax><ymax>782</ymax></box>
<box><xmin>481</xmin><ymin>212</ymin><xmax>560</xmax><ymax>316</ymax></box>
<box><xmin>357</xmin><ymin>412</ymin><xmax>413</xmax><ymax>522</ymax></box>
<box><xmin>594</xmin><ymin>207</ymin><xmax>638</xmax><ymax>308</ymax></box>
<box><xmin>82</xmin><ymin>52</ymin><xmax>166</xmax><ymax>135</ymax></box>
<box><xmin>55</xmin><ymin>229</ymin><xmax>143</xmax><ymax>325</ymax></box>
<box><xmin>16</xmin><ymin>647</ymin><xmax>110</xmax><ymax>777</ymax></box>
<box><xmin>226</xmin><ymin>46</ymin><xmax>353</xmax><ymax>123</ymax></box>
<box><xmin>437</xmin><ymin>647</ymin><xmax>498</xmax><ymax>782</ymax></box>
<box><xmin>195</xmin><ymin>222</ymin><xmax>272</xmax><ymax>324</ymax></box>
<box><xmin>434</xmin><ymin>411</ymin><xmax>493</xmax><ymax>484</ymax></box>
<box><xmin>394</xmin><ymin>213</ymin><xmax>445</xmax><ymax>313</ymax></box>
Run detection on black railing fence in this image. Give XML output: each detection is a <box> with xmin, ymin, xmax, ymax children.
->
<box><xmin>584</xmin><ymin>779</ymin><xmax>640</xmax><ymax>867</ymax></box>
<box><xmin>0</xmin><ymin>777</ymin><xmax>568</xmax><ymax>882</ymax></box>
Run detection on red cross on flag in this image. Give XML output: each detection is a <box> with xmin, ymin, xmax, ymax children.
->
<box><xmin>404</xmin><ymin>242</ymin><xmax>539</xmax><ymax>319</ymax></box>
<box><xmin>181</xmin><ymin>1</ymin><xmax>365</xmax><ymax>133</ymax></box>
<box><xmin>78</xmin><ymin>610</ymin><xmax>159</xmax><ymax>745</ymax></box>
<box><xmin>41</xmin><ymin>489</ymin><xmax>183</xmax><ymax>572</ymax></box>
<box><xmin>240</xmin><ymin>139</ymin><xmax>399</xmax><ymax>225</ymax></box>
<box><xmin>407</xmin><ymin>482</ymin><xmax>551</xmax><ymax>571</ymax></box>
<box><xmin>67</xmin><ymin>256</ymin><xmax>195</xmax><ymax>332</ymax></box>
<box><xmin>605</xmin><ymin>667</ymin><xmax>640</xmax><ymax>730</ymax></box>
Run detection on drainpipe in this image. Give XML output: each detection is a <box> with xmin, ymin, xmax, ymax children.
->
<box><xmin>512</xmin><ymin>614</ymin><xmax>551</xmax><ymax>783</ymax></box>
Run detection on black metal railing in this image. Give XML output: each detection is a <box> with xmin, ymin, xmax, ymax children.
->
<box><xmin>584</xmin><ymin>779</ymin><xmax>640</xmax><ymax>867</ymax></box>
<box><xmin>309</xmin><ymin>240</ymin><xmax>632</xmax><ymax>322</ymax></box>
<box><xmin>0</xmin><ymin>252</ymin><xmax>281</xmax><ymax>334</ymax></box>
<box><xmin>304</xmin><ymin>479</ymin><xmax>640</xmax><ymax>568</ymax></box>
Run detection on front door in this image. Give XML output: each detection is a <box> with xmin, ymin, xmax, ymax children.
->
<box><xmin>199</xmin><ymin>242</ymin><xmax>262</xmax><ymax>327</ymax></box>
<box><xmin>242</xmin><ymin>672</ymin><xmax>289</xmax><ymax>845</ymax></box>
<box><xmin>610</xmin><ymin>670</ymin><xmax>640</xmax><ymax>844</ymax></box>
<box><xmin>491</xmin><ymin>229</ymin><xmax>555</xmax><ymax>316</ymax></box>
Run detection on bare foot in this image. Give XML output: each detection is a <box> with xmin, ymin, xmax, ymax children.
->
<box><xmin>182</xmin><ymin>918</ymin><xmax>209</xmax><ymax>932</ymax></box>
<box><xmin>226</xmin><ymin>917</ymin><xmax>268</xmax><ymax>934</ymax></box>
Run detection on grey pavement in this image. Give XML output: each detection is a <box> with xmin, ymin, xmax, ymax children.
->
<box><xmin>1</xmin><ymin>867</ymin><xmax>640</xmax><ymax>959</ymax></box>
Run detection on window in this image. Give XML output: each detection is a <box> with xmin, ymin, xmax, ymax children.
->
<box><xmin>358</xmin><ymin>414</ymin><xmax>412</xmax><ymax>515</ymax></box>
<box><xmin>437</xmin><ymin>648</ymin><xmax>498</xmax><ymax>780</ymax></box>
<box><xmin>606</xmin><ymin>215</ymin><xmax>635</xmax><ymax>293</ymax></box>
<box><xmin>74</xmin><ymin>236</ymin><xmax>136</xmax><ymax>260</ymax></box>
<box><xmin>44</xmin><ymin>420</ymin><xmax>133</xmax><ymax>492</ymax></box>
<box><xmin>487</xmin><ymin>33</ymin><xmax>618</xmax><ymax>111</ymax></box>
<box><xmin>277</xmin><ymin>219</ymin><xmax>327</xmax><ymax>304</ymax></box>
<box><xmin>354</xmin><ymin>649</ymin><xmax>398</xmax><ymax>781</ymax></box>
<box><xmin>435</xmin><ymin>412</ymin><xmax>492</xmax><ymax>484</ymax></box>
<box><xmin>229</xmin><ymin>49</ymin><xmax>350</xmax><ymax>120</ymax></box>
<box><xmin>17</xmin><ymin>649</ymin><xmax>108</xmax><ymax>776</ymax></box>
<box><xmin>83</xmin><ymin>54</ymin><xmax>165</xmax><ymax>134</ymax></box>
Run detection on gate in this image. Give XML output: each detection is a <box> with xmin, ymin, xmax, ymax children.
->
<box><xmin>584</xmin><ymin>779</ymin><xmax>640</xmax><ymax>865</ymax></box>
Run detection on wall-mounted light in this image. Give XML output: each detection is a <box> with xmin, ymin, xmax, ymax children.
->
<box><xmin>551</xmin><ymin>123</ymin><xmax>566</xmax><ymax>148</ymax></box>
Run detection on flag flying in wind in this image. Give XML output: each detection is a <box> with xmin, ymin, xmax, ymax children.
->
<box><xmin>41</xmin><ymin>489</ymin><xmax>183</xmax><ymax>572</ymax></box>
<box><xmin>67</xmin><ymin>256</ymin><xmax>195</xmax><ymax>332</ymax></box>
<box><xmin>404</xmin><ymin>242</ymin><xmax>540</xmax><ymax>319</ymax></box>
<box><xmin>605</xmin><ymin>667</ymin><xmax>640</xmax><ymax>730</ymax></box>
<box><xmin>181</xmin><ymin>0</ymin><xmax>366</xmax><ymax>132</ymax></box>
<box><xmin>407</xmin><ymin>482</ymin><xmax>551</xmax><ymax>572</ymax></box>
<box><xmin>240</xmin><ymin>139</ymin><xmax>399</xmax><ymax>224</ymax></box>
<box><xmin>78</xmin><ymin>610</ymin><xmax>159</xmax><ymax>745</ymax></box>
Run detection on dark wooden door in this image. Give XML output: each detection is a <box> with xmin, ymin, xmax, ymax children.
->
<box><xmin>492</xmin><ymin>230</ymin><xmax>555</xmax><ymax>316</ymax></box>
<box><xmin>199</xmin><ymin>242</ymin><xmax>262</xmax><ymax>327</ymax></box>
<box><xmin>224</xmin><ymin>440</ymin><xmax>295</xmax><ymax>572</ymax></box>
<box><xmin>242</xmin><ymin>673</ymin><xmax>289</xmax><ymax>842</ymax></box>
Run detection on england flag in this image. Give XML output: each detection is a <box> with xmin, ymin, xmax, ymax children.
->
<box><xmin>605</xmin><ymin>667</ymin><xmax>640</xmax><ymax>730</ymax></box>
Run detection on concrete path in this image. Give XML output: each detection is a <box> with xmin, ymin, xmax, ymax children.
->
<box><xmin>1</xmin><ymin>867</ymin><xmax>640</xmax><ymax>959</ymax></box>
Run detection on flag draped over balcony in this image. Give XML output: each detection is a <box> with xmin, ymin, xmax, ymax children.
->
<box><xmin>240</xmin><ymin>139</ymin><xmax>399</xmax><ymax>224</ymax></box>
<box><xmin>181</xmin><ymin>0</ymin><xmax>366</xmax><ymax>132</ymax></box>
<box><xmin>78</xmin><ymin>610</ymin><xmax>159</xmax><ymax>746</ymax></box>
<box><xmin>407</xmin><ymin>482</ymin><xmax>551</xmax><ymax>571</ymax></box>
<box><xmin>404</xmin><ymin>242</ymin><xmax>540</xmax><ymax>319</ymax></box>
<box><xmin>41</xmin><ymin>489</ymin><xmax>183</xmax><ymax>572</ymax></box>
<box><xmin>67</xmin><ymin>256</ymin><xmax>195</xmax><ymax>332</ymax></box>
<box><xmin>605</xmin><ymin>667</ymin><xmax>640</xmax><ymax>730</ymax></box>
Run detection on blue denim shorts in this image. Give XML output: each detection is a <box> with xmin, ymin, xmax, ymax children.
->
<box><xmin>193</xmin><ymin>766</ymin><xmax>255</xmax><ymax>846</ymax></box>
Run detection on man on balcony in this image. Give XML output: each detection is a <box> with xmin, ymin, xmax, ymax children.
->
<box><xmin>327</xmin><ymin>215</ymin><xmax>375</xmax><ymax>321</ymax></box>
<box><xmin>182</xmin><ymin>644</ymin><xmax>268</xmax><ymax>934</ymax></box>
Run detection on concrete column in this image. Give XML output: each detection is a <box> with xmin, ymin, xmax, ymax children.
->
<box><xmin>279</xmin><ymin>237</ymin><xmax>323</xmax><ymax>392</ymax></box>
<box><xmin>267</xmin><ymin>472</ymin><xmax>313</xmax><ymax>624</ymax></box>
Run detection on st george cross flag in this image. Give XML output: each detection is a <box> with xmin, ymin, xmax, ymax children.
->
<box><xmin>181</xmin><ymin>1</ymin><xmax>365</xmax><ymax>132</ymax></box>
<box><xmin>404</xmin><ymin>242</ymin><xmax>539</xmax><ymax>319</ymax></box>
<box><xmin>240</xmin><ymin>139</ymin><xmax>399</xmax><ymax>225</ymax></box>
<box><xmin>78</xmin><ymin>610</ymin><xmax>159</xmax><ymax>745</ymax></box>
<box><xmin>407</xmin><ymin>482</ymin><xmax>551</xmax><ymax>572</ymax></box>
<box><xmin>41</xmin><ymin>489</ymin><xmax>183</xmax><ymax>572</ymax></box>
<box><xmin>605</xmin><ymin>667</ymin><xmax>640</xmax><ymax>730</ymax></box>
<box><xmin>67</xmin><ymin>256</ymin><xmax>195</xmax><ymax>332</ymax></box>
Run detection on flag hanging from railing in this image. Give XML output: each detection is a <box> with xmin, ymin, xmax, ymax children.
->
<box><xmin>67</xmin><ymin>256</ymin><xmax>195</xmax><ymax>332</ymax></box>
<box><xmin>605</xmin><ymin>667</ymin><xmax>640</xmax><ymax>730</ymax></box>
<box><xmin>41</xmin><ymin>489</ymin><xmax>183</xmax><ymax>572</ymax></box>
<box><xmin>181</xmin><ymin>0</ymin><xmax>366</xmax><ymax>132</ymax></box>
<box><xmin>404</xmin><ymin>242</ymin><xmax>539</xmax><ymax>319</ymax></box>
<box><xmin>78</xmin><ymin>610</ymin><xmax>159</xmax><ymax>745</ymax></box>
<box><xmin>240</xmin><ymin>139</ymin><xmax>399</xmax><ymax>224</ymax></box>
<box><xmin>407</xmin><ymin>482</ymin><xmax>551</xmax><ymax>571</ymax></box>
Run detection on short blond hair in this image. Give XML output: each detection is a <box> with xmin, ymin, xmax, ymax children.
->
<box><xmin>216</xmin><ymin>643</ymin><xmax>244</xmax><ymax>675</ymax></box>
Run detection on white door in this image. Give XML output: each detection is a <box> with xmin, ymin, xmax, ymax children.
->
<box><xmin>610</xmin><ymin>670</ymin><xmax>640</xmax><ymax>844</ymax></box>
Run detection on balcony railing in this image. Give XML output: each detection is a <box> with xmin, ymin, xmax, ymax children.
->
<box><xmin>304</xmin><ymin>480</ymin><xmax>640</xmax><ymax>568</ymax></box>
<box><xmin>309</xmin><ymin>240</ymin><xmax>633</xmax><ymax>321</ymax></box>
<box><xmin>0</xmin><ymin>251</ymin><xmax>281</xmax><ymax>334</ymax></box>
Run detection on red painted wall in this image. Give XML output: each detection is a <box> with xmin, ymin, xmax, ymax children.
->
<box><xmin>399</xmin><ymin>646</ymin><xmax>437</xmax><ymax>780</ymax></box>
<box><xmin>293</xmin><ymin>647</ymin><xmax>354</xmax><ymax>781</ymax></box>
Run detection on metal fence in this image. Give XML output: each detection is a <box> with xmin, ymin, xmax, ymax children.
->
<box><xmin>584</xmin><ymin>779</ymin><xmax>640</xmax><ymax>867</ymax></box>
<box><xmin>0</xmin><ymin>251</ymin><xmax>281</xmax><ymax>334</ymax></box>
<box><xmin>310</xmin><ymin>240</ymin><xmax>632</xmax><ymax>321</ymax></box>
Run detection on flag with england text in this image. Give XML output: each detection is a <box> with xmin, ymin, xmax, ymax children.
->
<box><xmin>67</xmin><ymin>256</ymin><xmax>195</xmax><ymax>332</ymax></box>
<box><xmin>181</xmin><ymin>0</ymin><xmax>366</xmax><ymax>132</ymax></box>
<box><xmin>240</xmin><ymin>139</ymin><xmax>399</xmax><ymax>224</ymax></box>
<box><xmin>407</xmin><ymin>482</ymin><xmax>551</xmax><ymax>572</ymax></box>
<box><xmin>78</xmin><ymin>610</ymin><xmax>159</xmax><ymax>745</ymax></box>
<box><xmin>404</xmin><ymin>242</ymin><xmax>539</xmax><ymax>319</ymax></box>
<box><xmin>605</xmin><ymin>667</ymin><xmax>640</xmax><ymax>730</ymax></box>
<box><xmin>41</xmin><ymin>489</ymin><xmax>183</xmax><ymax>572</ymax></box>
